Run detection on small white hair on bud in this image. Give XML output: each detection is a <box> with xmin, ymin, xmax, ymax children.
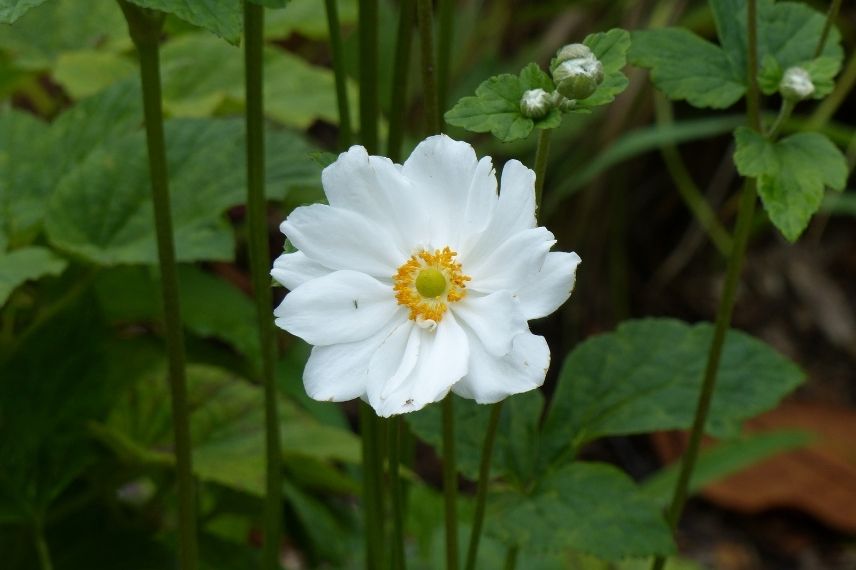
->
<box><xmin>780</xmin><ymin>66</ymin><xmax>814</xmax><ymax>101</ymax></box>
<box><xmin>519</xmin><ymin>88</ymin><xmax>552</xmax><ymax>119</ymax></box>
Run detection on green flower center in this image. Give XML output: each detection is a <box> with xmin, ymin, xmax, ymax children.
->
<box><xmin>414</xmin><ymin>268</ymin><xmax>447</xmax><ymax>298</ymax></box>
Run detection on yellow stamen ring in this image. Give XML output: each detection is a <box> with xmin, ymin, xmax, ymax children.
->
<box><xmin>393</xmin><ymin>247</ymin><xmax>470</xmax><ymax>323</ymax></box>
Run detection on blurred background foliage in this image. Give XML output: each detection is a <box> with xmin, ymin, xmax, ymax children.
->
<box><xmin>0</xmin><ymin>0</ymin><xmax>854</xmax><ymax>568</ymax></box>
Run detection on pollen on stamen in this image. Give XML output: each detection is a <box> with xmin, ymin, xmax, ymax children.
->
<box><xmin>393</xmin><ymin>246</ymin><xmax>470</xmax><ymax>323</ymax></box>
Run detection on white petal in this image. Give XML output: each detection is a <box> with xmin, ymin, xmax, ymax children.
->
<box><xmin>466</xmin><ymin>227</ymin><xmax>555</xmax><ymax>294</ymax></box>
<box><xmin>274</xmin><ymin>270</ymin><xmax>400</xmax><ymax>346</ymax></box>
<box><xmin>462</xmin><ymin>159</ymin><xmax>536</xmax><ymax>260</ymax></box>
<box><xmin>516</xmin><ymin>251</ymin><xmax>581</xmax><ymax>320</ymax></box>
<box><xmin>460</xmin><ymin>156</ymin><xmax>497</xmax><ymax>242</ymax></box>
<box><xmin>368</xmin><ymin>312</ymin><xmax>469</xmax><ymax>416</ymax></box>
<box><xmin>402</xmin><ymin>135</ymin><xmax>488</xmax><ymax>247</ymax></box>
<box><xmin>270</xmin><ymin>251</ymin><xmax>332</xmax><ymax>290</ymax></box>
<box><xmin>322</xmin><ymin>146</ymin><xmax>428</xmax><ymax>250</ymax></box>
<box><xmin>451</xmin><ymin>290</ymin><xmax>527</xmax><ymax>357</ymax></box>
<box><xmin>302</xmin><ymin>318</ymin><xmax>402</xmax><ymax>402</ymax></box>
<box><xmin>282</xmin><ymin>204</ymin><xmax>406</xmax><ymax>278</ymax></box>
<box><xmin>453</xmin><ymin>331</ymin><xmax>549</xmax><ymax>404</ymax></box>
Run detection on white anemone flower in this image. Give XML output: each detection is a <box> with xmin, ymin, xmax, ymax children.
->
<box><xmin>271</xmin><ymin>135</ymin><xmax>581</xmax><ymax>417</ymax></box>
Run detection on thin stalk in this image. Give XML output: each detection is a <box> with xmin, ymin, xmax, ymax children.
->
<box><xmin>533</xmin><ymin>129</ymin><xmax>552</xmax><ymax>209</ymax></box>
<box><xmin>814</xmin><ymin>0</ymin><xmax>841</xmax><ymax>58</ymax></box>
<box><xmin>463</xmin><ymin>401</ymin><xmax>503</xmax><ymax>570</ymax></box>
<box><xmin>436</xmin><ymin>0</ymin><xmax>453</xmax><ymax>115</ymax></box>
<box><xmin>118</xmin><ymin>3</ymin><xmax>197</xmax><ymax>569</ymax></box>
<box><xmin>503</xmin><ymin>546</ymin><xmax>519</xmax><ymax>570</ymax></box>
<box><xmin>359</xmin><ymin>0</ymin><xmax>379</xmax><ymax>152</ymax></box>
<box><xmin>766</xmin><ymin>98</ymin><xmax>795</xmax><ymax>139</ymax></box>
<box><xmin>442</xmin><ymin>396</ymin><xmax>459</xmax><ymax>570</ymax></box>
<box><xmin>654</xmin><ymin>95</ymin><xmax>733</xmax><ymax>257</ymax></box>
<box><xmin>389</xmin><ymin>417</ymin><xmax>406</xmax><ymax>570</ymax></box>
<box><xmin>243</xmin><ymin>4</ymin><xmax>282</xmax><ymax>569</ymax></box>
<box><xmin>416</xmin><ymin>0</ymin><xmax>439</xmax><ymax>134</ymax></box>
<box><xmin>650</xmin><ymin>1</ymin><xmax>761</xmax><ymax>568</ymax></box>
<box><xmin>387</xmin><ymin>0</ymin><xmax>416</xmax><ymax>162</ymax></box>
<box><xmin>359</xmin><ymin>402</ymin><xmax>384</xmax><ymax>570</ymax></box>
<box><xmin>325</xmin><ymin>0</ymin><xmax>353</xmax><ymax>147</ymax></box>
<box><xmin>34</xmin><ymin>525</ymin><xmax>53</xmax><ymax>570</ymax></box>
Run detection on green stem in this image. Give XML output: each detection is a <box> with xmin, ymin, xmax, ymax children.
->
<box><xmin>442</xmin><ymin>396</ymin><xmax>459</xmax><ymax>570</ymax></box>
<box><xmin>389</xmin><ymin>417</ymin><xmax>406</xmax><ymax>570</ymax></box>
<box><xmin>503</xmin><ymin>546</ymin><xmax>519</xmax><ymax>570</ymax></box>
<box><xmin>654</xmin><ymin>95</ymin><xmax>733</xmax><ymax>257</ymax></box>
<box><xmin>359</xmin><ymin>0</ymin><xmax>379</xmax><ymax>152</ymax></box>
<box><xmin>34</xmin><ymin>525</ymin><xmax>53</xmax><ymax>570</ymax></box>
<box><xmin>359</xmin><ymin>403</ymin><xmax>384</xmax><ymax>569</ymax></box>
<box><xmin>650</xmin><ymin>0</ymin><xmax>761</xmax><ymax>567</ymax></box>
<box><xmin>814</xmin><ymin>0</ymin><xmax>841</xmax><ymax>58</ymax></box>
<box><xmin>766</xmin><ymin>98</ymin><xmax>795</xmax><ymax>139</ymax></box>
<box><xmin>387</xmin><ymin>0</ymin><xmax>415</xmax><ymax>162</ymax></box>
<box><xmin>243</xmin><ymin>4</ymin><xmax>283</xmax><ymax>569</ymax></box>
<box><xmin>118</xmin><ymin>4</ymin><xmax>198</xmax><ymax>569</ymax></box>
<box><xmin>325</xmin><ymin>0</ymin><xmax>352</xmax><ymax>148</ymax></box>
<box><xmin>463</xmin><ymin>401</ymin><xmax>503</xmax><ymax>570</ymax></box>
<box><xmin>436</xmin><ymin>0</ymin><xmax>453</xmax><ymax>115</ymax></box>
<box><xmin>416</xmin><ymin>0</ymin><xmax>440</xmax><ymax>134</ymax></box>
<box><xmin>533</xmin><ymin>129</ymin><xmax>552</xmax><ymax>210</ymax></box>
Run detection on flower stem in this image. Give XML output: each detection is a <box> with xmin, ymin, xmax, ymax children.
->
<box><xmin>359</xmin><ymin>402</ymin><xmax>384</xmax><ymax>569</ymax></box>
<box><xmin>766</xmin><ymin>98</ymin><xmax>795</xmax><ymax>139</ymax></box>
<box><xmin>649</xmin><ymin>1</ymin><xmax>761</xmax><ymax>568</ymax></box>
<box><xmin>463</xmin><ymin>401</ymin><xmax>503</xmax><ymax>570</ymax></box>
<box><xmin>387</xmin><ymin>0</ymin><xmax>415</xmax><ymax>162</ymax></box>
<box><xmin>243</xmin><ymin>4</ymin><xmax>283</xmax><ymax>568</ymax></box>
<box><xmin>118</xmin><ymin>3</ymin><xmax>197</xmax><ymax>569</ymax></box>
<box><xmin>389</xmin><ymin>417</ymin><xmax>407</xmax><ymax>570</ymax></box>
<box><xmin>814</xmin><ymin>0</ymin><xmax>841</xmax><ymax>58</ymax></box>
<box><xmin>359</xmin><ymin>0</ymin><xmax>379</xmax><ymax>152</ymax></box>
<box><xmin>533</xmin><ymin>129</ymin><xmax>552</xmax><ymax>210</ymax></box>
<box><xmin>436</xmin><ymin>0</ymin><xmax>453</xmax><ymax>114</ymax></box>
<box><xmin>325</xmin><ymin>0</ymin><xmax>352</xmax><ymax>148</ymax></box>
<box><xmin>442</xmin><ymin>396</ymin><xmax>459</xmax><ymax>570</ymax></box>
<box><xmin>416</xmin><ymin>0</ymin><xmax>440</xmax><ymax>134</ymax></box>
<box><xmin>503</xmin><ymin>546</ymin><xmax>519</xmax><ymax>570</ymax></box>
<box><xmin>34</xmin><ymin>524</ymin><xmax>53</xmax><ymax>570</ymax></box>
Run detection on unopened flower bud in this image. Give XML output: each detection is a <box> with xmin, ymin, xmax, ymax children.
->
<box><xmin>550</xmin><ymin>91</ymin><xmax>576</xmax><ymax>112</ymax></box>
<box><xmin>551</xmin><ymin>44</ymin><xmax>604</xmax><ymax>101</ymax></box>
<box><xmin>779</xmin><ymin>66</ymin><xmax>814</xmax><ymax>101</ymax></box>
<box><xmin>520</xmin><ymin>88</ymin><xmax>552</xmax><ymax>119</ymax></box>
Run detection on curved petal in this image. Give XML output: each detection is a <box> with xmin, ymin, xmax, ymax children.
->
<box><xmin>515</xmin><ymin>251</ymin><xmax>581</xmax><ymax>320</ymax></box>
<box><xmin>402</xmin><ymin>135</ymin><xmax>495</xmax><ymax>247</ymax></box>
<box><xmin>452</xmin><ymin>331</ymin><xmax>549</xmax><ymax>404</ymax></box>
<box><xmin>451</xmin><ymin>290</ymin><xmax>527</xmax><ymax>357</ymax></box>
<box><xmin>302</xmin><ymin>318</ymin><xmax>404</xmax><ymax>402</ymax></box>
<box><xmin>322</xmin><ymin>146</ymin><xmax>428</xmax><ymax>250</ymax></box>
<box><xmin>271</xmin><ymin>251</ymin><xmax>333</xmax><ymax>290</ymax></box>
<box><xmin>462</xmin><ymin>159</ymin><xmax>536</xmax><ymax>260</ymax></box>
<box><xmin>274</xmin><ymin>270</ymin><xmax>401</xmax><ymax>346</ymax></box>
<box><xmin>368</xmin><ymin>312</ymin><xmax>470</xmax><ymax>416</ymax></box>
<box><xmin>282</xmin><ymin>204</ymin><xmax>407</xmax><ymax>278</ymax></box>
<box><xmin>465</xmin><ymin>227</ymin><xmax>555</xmax><ymax>294</ymax></box>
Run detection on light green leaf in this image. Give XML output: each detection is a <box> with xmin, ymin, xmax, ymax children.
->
<box><xmin>123</xmin><ymin>0</ymin><xmax>242</xmax><ymax>43</ymax></box>
<box><xmin>575</xmin><ymin>28</ymin><xmax>630</xmax><ymax>109</ymax></box>
<box><xmin>488</xmin><ymin>462</ymin><xmax>674</xmax><ymax>559</ymax></box>
<box><xmin>629</xmin><ymin>28</ymin><xmax>744</xmax><ymax>108</ymax></box>
<box><xmin>53</xmin><ymin>50</ymin><xmax>136</xmax><ymax>99</ymax></box>
<box><xmin>445</xmin><ymin>63</ymin><xmax>558</xmax><ymax>142</ymax></box>
<box><xmin>734</xmin><ymin>127</ymin><xmax>847</xmax><ymax>241</ymax></box>
<box><xmin>540</xmin><ymin>319</ymin><xmax>804</xmax><ymax>466</ymax></box>
<box><xmin>0</xmin><ymin>247</ymin><xmax>66</xmax><ymax>305</ymax></box>
<box><xmin>264</xmin><ymin>0</ymin><xmax>356</xmax><ymax>40</ymax></box>
<box><xmin>641</xmin><ymin>430</ymin><xmax>812</xmax><ymax>506</ymax></box>
<box><xmin>0</xmin><ymin>0</ymin><xmax>48</xmax><ymax>23</ymax></box>
<box><xmin>801</xmin><ymin>56</ymin><xmax>841</xmax><ymax>98</ymax></box>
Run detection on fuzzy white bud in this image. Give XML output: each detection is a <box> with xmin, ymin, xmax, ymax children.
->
<box><xmin>779</xmin><ymin>67</ymin><xmax>814</xmax><ymax>100</ymax></box>
<box><xmin>551</xmin><ymin>44</ymin><xmax>604</xmax><ymax>101</ymax></box>
<box><xmin>519</xmin><ymin>88</ymin><xmax>552</xmax><ymax>119</ymax></box>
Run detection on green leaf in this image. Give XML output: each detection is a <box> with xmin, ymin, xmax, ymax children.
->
<box><xmin>488</xmin><ymin>462</ymin><xmax>674</xmax><ymax>559</ymax></box>
<box><xmin>629</xmin><ymin>27</ymin><xmax>744</xmax><ymax>108</ymax></box>
<box><xmin>264</xmin><ymin>0</ymin><xmax>356</xmax><ymax>40</ymax></box>
<box><xmin>123</xmin><ymin>0</ymin><xmax>242</xmax><ymax>43</ymax></box>
<box><xmin>574</xmin><ymin>28</ymin><xmax>630</xmax><ymax>109</ymax></box>
<box><xmin>0</xmin><ymin>247</ymin><xmax>66</xmax><ymax>305</ymax></box>
<box><xmin>801</xmin><ymin>56</ymin><xmax>841</xmax><ymax>98</ymax></box>
<box><xmin>641</xmin><ymin>430</ymin><xmax>812</xmax><ymax>506</ymax></box>
<box><xmin>249</xmin><ymin>0</ymin><xmax>288</xmax><ymax>7</ymax></box>
<box><xmin>45</xmin><ymin>117</ymin><xmax>319</xmax><ymax>264</ymax></box>
<box><xmin>445</xmin><ymin>63</ymin><xmax>558</xmax><ymax>142</ymax></box>
<box><xmin>540</xmin><ymin>319</ymin><xmax>804</xmax><ymax>466</ymax></box>
<box><xmin>0</xmin><ymin>0</ymin><xmax>48</xmax><ymax>23</ymax></box>
<box><xmin>53</xmin><ymin>50</ymin><xmax>136</xmax><ymax>99</ymax></box>
<box><xmin>734</xmin><ymin>127</ymin><xmax>847</xmax><ymax>241</ymax></box>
